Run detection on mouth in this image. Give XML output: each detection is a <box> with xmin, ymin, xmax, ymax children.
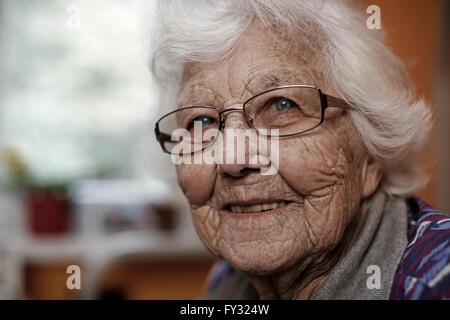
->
<box><xmin>224</xmin><ymin>201</ymin><xmax>291</xmax><ymax>214</ymax></box>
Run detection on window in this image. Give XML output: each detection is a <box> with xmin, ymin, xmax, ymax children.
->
<box><xmin>0</xmin><ymin>0</ymin><xmax>162</xmax><ymax>184</ymax></box>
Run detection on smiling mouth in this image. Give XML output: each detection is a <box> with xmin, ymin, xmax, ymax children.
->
<box><xmin>225</xmin><ymin>201</ymin><xmax>291</xmax><ymax>213</ymax></box>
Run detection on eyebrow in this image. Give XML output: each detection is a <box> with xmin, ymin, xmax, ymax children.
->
<box><xmin>251</xmin><ymin>70</ymin><xmax>310</xmax><ymax>92</ymax></box>
<box><xmin>180</xmin><ymin>69</ymin><xmax>316</xmax><ymax>107</ymax></box>
<box><xmin>178</xmin><ymin>87</ymin><xmax>216</xmax><ymax>108</ymax></box>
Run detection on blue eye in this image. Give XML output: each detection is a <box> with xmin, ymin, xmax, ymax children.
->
<box><xmin>274</xmin><ymin>98</ymin><xmax>297</xmax><ymax>111</ymax></box>
<box><xmin>187</xmin><ymin>115</ymin><xmax>216</xmax><ymax>130</ymax></box>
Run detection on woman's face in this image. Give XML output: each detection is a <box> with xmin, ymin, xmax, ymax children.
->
<box><xmin>175</xmin><ymin>23</ymin><xmax>382</xmax><ymax>275</ymax></box>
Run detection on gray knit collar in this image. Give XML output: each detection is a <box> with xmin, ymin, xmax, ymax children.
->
<box><xmin>310</xmin><ymin>188</ymin><xmax>408</xmax><ymax>299</ymax></box>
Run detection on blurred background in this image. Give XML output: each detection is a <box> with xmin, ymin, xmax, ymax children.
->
<box><xmin>0</xmin><ymin>0</ymin><xmax>448</xmax><ymax>299</ymax></box>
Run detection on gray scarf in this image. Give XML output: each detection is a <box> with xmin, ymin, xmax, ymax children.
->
<box><xmin>206</xmin><ymin>188</ymin><xmax>408</xmax><ymax>300</ymax></box>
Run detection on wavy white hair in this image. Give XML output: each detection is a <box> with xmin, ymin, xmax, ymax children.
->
<box><xmin>150</xmin><ymin>0</ymin><xmax>433</xmax><ymax>196</ymax></box>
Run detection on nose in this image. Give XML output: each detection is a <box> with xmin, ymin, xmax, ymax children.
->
<box><xmin>218</xmin><ymin>155</ymin><xmax>271</xmax><ymax>177</ymax></box>
<box><xmin>217</xmin><ymin>107</ymin><xmax>271</xmax><ymax>177</ymax></box>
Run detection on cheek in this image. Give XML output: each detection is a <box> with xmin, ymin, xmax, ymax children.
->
<box><xmin>276</xmin><ymin>126</ymin><xmax>365</xmax><ymax>242</ymax></box>
<box><xmin>278</xmin><ymin>135</ymin><xmax>346</xmax><ymax>195</ymax></box>
<box><xmin>176</xmin><ymin>163</ymin><xmax>217</xmax><ymax>206</ymax></box>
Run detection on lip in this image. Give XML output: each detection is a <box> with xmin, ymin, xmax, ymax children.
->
<box><xmin>222</xmin><ymin>198</ymin><xmax>290</xmax><ymax>208</ymax></box>
<box><xmin>221</xmin><ymin>201</ymin><xmax>296</xmax><ymax>219</ymax></box>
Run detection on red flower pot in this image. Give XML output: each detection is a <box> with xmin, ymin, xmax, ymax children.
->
<box><xmin>25</xmin><ymin>189</ymin><xmax>71</xmax><ymax>235</ymax></box>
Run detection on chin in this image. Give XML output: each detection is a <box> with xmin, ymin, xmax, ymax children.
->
<box><xmin>219</xmin><ymin>242</ymin><xmax>300</xmax><ymax>276</ymax></box>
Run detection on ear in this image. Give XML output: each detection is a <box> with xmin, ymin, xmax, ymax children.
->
<box><xmin>361</xmin><ymin>155</ymin><xmax>384</xmax><ymax>199</ymax></box>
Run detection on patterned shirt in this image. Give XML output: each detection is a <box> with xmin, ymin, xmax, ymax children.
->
<box><xmin>390</xmin><ymin>197</ymin><xmax>450</xmax><ymax>299</ymax></box>
<box><xmin>205</xmin><ymin>197</ymin><xmax>450</xmax><ymax>300</ymax></box>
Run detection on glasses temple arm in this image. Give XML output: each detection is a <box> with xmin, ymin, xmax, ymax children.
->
<box><xmin>325</xmin><ymin>95</ymin><xmax>357</xmax><ymax>111</ymax></box>
<box><xmin>155</xmin><ymin>127</ymin><xmax>173</xmax><ymax>143</ymax></box>
<box><xmin>160</xmin><ymin>132</ymin><xmax>173</xmax><ymax>142</ymax></box>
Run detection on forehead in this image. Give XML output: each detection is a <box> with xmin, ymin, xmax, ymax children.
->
<box><xmin>179</xmin><ymin>23</ymin><xmax>321</xmax><ymax>105</ymax></box>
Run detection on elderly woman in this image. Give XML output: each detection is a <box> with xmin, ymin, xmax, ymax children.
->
<box><xmin>151</xmin><ymin>0</ymin><xmax>450</xmax><ymax>299</ymax></box>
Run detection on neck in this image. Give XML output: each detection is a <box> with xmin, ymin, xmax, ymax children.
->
<box><xmin>247</xmin><ymin>203</ymin><xmax>368</xmax><ymax>300</ymax></box>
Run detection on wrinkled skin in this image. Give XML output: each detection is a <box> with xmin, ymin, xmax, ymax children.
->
<box><xmin>175</xmin><ymin>23</ymin><xmax>383</xmax><ymax>299</ymax></box>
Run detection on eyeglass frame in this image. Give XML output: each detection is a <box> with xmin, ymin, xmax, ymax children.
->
<box><xmin>154</xmin><ymin>84</ymin><xmax>354</xmax><ymax>155</ymax></box>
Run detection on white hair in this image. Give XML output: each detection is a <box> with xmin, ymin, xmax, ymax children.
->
<box><xmin>150</xmin><ymin>0</ymin><xmax>433</xmax><ymax>196</ymax></box>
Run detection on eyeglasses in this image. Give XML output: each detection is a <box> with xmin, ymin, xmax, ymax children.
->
<box><xmin>154</xmin><ymin>85</ymin><xmax>352</xmax><ymax>155</ymax></box>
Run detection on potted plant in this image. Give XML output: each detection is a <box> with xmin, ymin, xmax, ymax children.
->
<box><xmin>4</xmin><ymin>147</ymin><xmax>71</xmax><ymax>235</ymax></box>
